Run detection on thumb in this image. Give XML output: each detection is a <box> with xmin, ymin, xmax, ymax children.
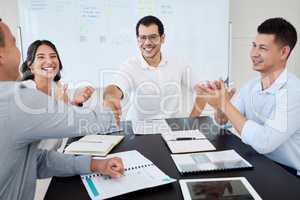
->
<box><xmin>219</xmin><ymin>79</ymin><xmax>225</xmax><ymax>91</ymax></box>
<box><xmin>63</xmin><ymin>84</ymin><xmax>68</xmax><ymax>92</ymax></box>
<box><xmin>228</xmin><ymin>88</ymin><xmax>236</xmax><ymax>98</ymax></box>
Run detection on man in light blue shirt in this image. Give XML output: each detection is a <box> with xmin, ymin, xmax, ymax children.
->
<box><xmin>195</xmin><ymin>18</ymin><xmax>300</xmax><ymax>176</ymax></box>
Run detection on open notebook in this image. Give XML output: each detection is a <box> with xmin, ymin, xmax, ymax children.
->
<box><xmin>64</xmin><ymin>135</ymin><xmax>124</xmax><ymax>156</ymax></box>
<box><xmin>81</xmin><ymin>150</ymin><xmax>176</xmax><ymax>200</ymax></box>
<box><xmin>171</xmin><ymin>150</ymin><xmax>252</xmax><ymax>173</ymax></box>
<box><xmin>162</xmin><ymin>130</ymin><xmax>216</xmax><ymax>153</ymax></box>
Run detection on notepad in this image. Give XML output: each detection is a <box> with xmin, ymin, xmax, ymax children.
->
<box><xmin>161</xmin><ymin>130</ymin><xmax>215</xmax><ymax>153</ymax></box>
<box><xmin>171</xmin><ymin>150</ymin><xmax>252</xmax><ymax>173</ymax></box>
<box><xmin>81</xmin><ymin>150</ymin><xmax>176</xmax><ymax>200</ymax></box>
<box><xmin>162</xmin><ymin>130</ymin><xmax>207</xmax><ymax>141</ymax></box>
<box><xmin>132</xmin><ymin>119</ymin><xmax>171</xmax><ymax>135</ymax></box>
<box><xmin>64</xmin><ymin>135</ymin><xmax>124</xmax><ymax>156</ymax></box>
<box><xmin>179</xmin><ymin>177</ymin><xmax>262</xmax><ymax>200</ymax></box>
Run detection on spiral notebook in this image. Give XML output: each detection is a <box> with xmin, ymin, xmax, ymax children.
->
<box><xmin>171</xmin><ymin>150</ymin><xmax>252</xmax><ymax>173</ymax></box>
<box><xmin>81</xmin><ymin>150</ymin><xmax>176</xmax><ymax>200</ymax></box>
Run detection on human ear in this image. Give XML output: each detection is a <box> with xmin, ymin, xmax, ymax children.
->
<box><xmin>280</xmin><ymin>46</ymin><xmax>291</xmax><ymax>60</ymax></box>
<box><xmin>160</xmin><ymin>34</ymin><xmax>165</xmax><ymax>44</ymax></box>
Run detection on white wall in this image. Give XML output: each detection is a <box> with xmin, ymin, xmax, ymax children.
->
<box><xmin>230</xmin><ymin>0</ymin><xmax>300</xmax><ymax>89</ymax></box>
<box><xmin>0</xmin><ymin>0</ymin><xmax>20</xmax><ymax>47</ymax></box>
<box><xmin>1</xmin><ymin>0</ymin><xmax>300</xmax><ymax>90</ymax></box>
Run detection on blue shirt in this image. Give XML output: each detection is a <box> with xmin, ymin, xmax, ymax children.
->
<box><xmin>233</xmin><ymin>68</ymin><xmax>300</xmax><ymax>174</ymax></box>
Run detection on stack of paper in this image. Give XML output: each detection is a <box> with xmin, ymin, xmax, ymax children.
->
<box><xmin>161</xmin><ymin>130</ymin><xmax>216</xmax><ymax>153</ymax></box>
<box><xmin>64</xmin><ymin>135</ymin><xmax>124</xmax><ymax>156</ymax></box>
<box><xmin>81</xmin><ymin>150</ymin><xmax>176</xmax><ymax>199</ymax></box>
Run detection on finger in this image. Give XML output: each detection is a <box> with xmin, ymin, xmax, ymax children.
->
<box><xmin>198</xmin><ymin>84</ymin><xmax>210</xmax><ymax>93</ymax></box>
<box><xmin>214</xmin><ymin>80</ymin><xmax>221</xmax><ymax>90</ymax></box>
<box><xmin>228</xmin><ymin>88</ymin><xmax>236</xmax><ymax>98</ymax></box>
<box><xmin>82</xmin><ymin>93</ymin><xmax>89</xmax><ymax>99</ymax></box>
<box><xmin>211</xmin><ymin>80</ymin><xmax>219</xmax><ymax>90</ymax></box>
<box><xmin>108</xmin><ymin>158</ymin><xmax>124</xmax><ymax>177</ymax></box>
<box><xmin>85</xmin><ymin>87</ymin><xmax>94</xmax><ymax>96</ymax></box>
<box><xmin>193</xmin><ymin>84</ymin><xmax>204</xmax><ymax>94</ymax></box>
<box><xmin>63</xmin><ymin>84</ymin><xmax>68</xmax><ymax>91</ymax></box>
<box><xmin>111</xmin><ymin>159</ymin><xmax>124</xmax><ymax>173</ymax></box>
<box><xmin>220</xmin><ymin>79</ymin><xmax>225</xmax><ymax>90</ymax></box>
<box><xmin>106</xmin><ymin>168</ymin><xmax>122</xmax><ymax>178</ymax></box>
<box><xmin>85</xmin><ymin>86</ymin><xmax>94</xmax><ymax>91</ymax></box>
<box><xmin>203</xmin><ymin>85</ymin><xmax>216</xmax><ymax>95</ymax></box>
<box><xmin>206</xmin><ymin>81</ymin><xmax>214</xmax><ymax>90</ymax></box>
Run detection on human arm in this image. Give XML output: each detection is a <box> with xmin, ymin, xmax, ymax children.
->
<box><xmin>195</xmin><ymin>79</ymin><xmax>300</xmax><ymax>154</ymax></box>
<box><xmin>9</xmin><ymin>85</ymin><xmax>117</xmax><ymax>146</ymax></box>
<box><xmin>194</xmin><ymin>80</ymin><xmax>236</xmax><ymax>125</ymax></box>
<box><xmin>70</xmin><ymin>86</ymin><xmax>95</xmax><ymax>106</ymax></box>
<box><xmin>190</xmin><ymin>97</ymin><xmax>207</xmax><ymax>117</ymax></box>
<box><xmin>103</xmin><ymin>85</ymin><xmax>123</xmax><ymax>124</ymax></box>
<box><xmin>36</xmin><ymin>149</ymin><xmax>124</xmax><ymax>178</ymax></box>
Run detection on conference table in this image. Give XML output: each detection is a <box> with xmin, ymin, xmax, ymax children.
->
<box><xmin>44</xmin><ymin>116</ymin><xmax>300</xmax><ymax>200</ymax></box>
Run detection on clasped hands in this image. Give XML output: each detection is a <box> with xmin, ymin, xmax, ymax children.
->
<box><xmin>193</xmin><ymin>79</ymin><xmax>236</xmax><ymax>112</ymax></box>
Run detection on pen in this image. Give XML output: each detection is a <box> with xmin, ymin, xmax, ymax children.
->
<box><xmin>175</xmin><ymin>137</ymin><xmax>197</xmax><ymax>141</ymax></box>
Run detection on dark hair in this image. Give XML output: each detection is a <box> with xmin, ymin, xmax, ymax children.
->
<box><xmin>21</xmin><ymin>40</ymin><xmax>63</xmax><ymax>82</ymax></box>
<box><xmin>136</xmin><ymin>15</ymin><xmax>164</xmax><ymax>37</ymax></box>
<box><xmin>258</xmin><ymin>18</ymin><xmax>298</xmax><ymax>53</ymax></box>
<box><xmin>0</xmin><ymin>18</ymin><xmax>5</xmax><ymax>47</ymax></box>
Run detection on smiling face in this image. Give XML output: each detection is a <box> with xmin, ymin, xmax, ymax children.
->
<box><xmin>137</xmin><ymin>24</ymin><xmax>165</xmax><ymax>61</ymax></box>
<box><xmin>250</xmin><ymin>34</ymin><xmax>289</xmax><ymax>74</ymax></box>
<box><xmin>29</xmin><ymin>44</ymin><xmax>60</xmax><ymax>80</ymax></box>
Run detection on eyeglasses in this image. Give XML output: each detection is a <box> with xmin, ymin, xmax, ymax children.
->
<box><xmin>137</xmin><ymin>34</ymin><xmax>161</xmax><ymax>44</ymax></box>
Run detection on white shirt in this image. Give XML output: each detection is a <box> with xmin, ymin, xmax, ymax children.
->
<box><xmin>233</xmin><ymin>68</ymin><xmax>300</xmax><ymax>174</ymax></box>
<box><xmin>21</xmin><ymin>80</ymin><xmax>63</xmax><ymax>151</ymax></box>
<box><xmin>110</xmin><ymin>54</ymin><xmax>195</xmax><ymax>121</ymax></box>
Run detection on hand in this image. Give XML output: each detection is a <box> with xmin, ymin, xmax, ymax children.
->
<box><xmin>71</xmin><ymin>86</ymin><xmax>95</xmax><ymax>106</ymax></box>
<box><xmin>194</xmin><ymin>80</ymin><xmax>235</xmax><ymax>111</ymax></box>
<box><xmin>214</xmin><ymin>86</ymin><xmax>236</xmax><ymax>124</ymax></box>
<box><xmin>55</xmin><ymin>83</ymin><xmax>69</xmax><ymax>104</ymax></box>
<box><xmin>91</xmin><ymin>157</ymin><xmax>124</xmax><ymax>178</ymax></box>
<box><xmin>104</xmin><ymin>95</ymin><xmax>122</xmax><ymax>125</ymax></box>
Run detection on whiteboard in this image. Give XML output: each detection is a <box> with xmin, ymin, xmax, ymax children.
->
<box><xmin>18</xmin><ymin>0</ymin><xmax>229</xmax><ymax>88</ymax></box>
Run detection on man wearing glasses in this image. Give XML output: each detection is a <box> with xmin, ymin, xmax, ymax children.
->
<box><xmin>104</xmin><ymin>15</ymin><xmax>205</xmax><ymax>122</ymax></box>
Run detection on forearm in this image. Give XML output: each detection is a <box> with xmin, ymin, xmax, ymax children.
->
<box><xmin>10</xmin><ymin>88</ymin><xmax>116</xmax><ymax>144</ymax></box>
<box><xmin>37</xmin><ymin>149</ymin><xmax>92</xmax><ymax>178</ymax></box>
<box><xmin>190</xmin><ymin>97</ymin><xmax>206</xmax><ymax>117</ymax></box>
<box><xmin>221</xmin><ymin>101</ymin><xmax>247</xmax><ymax>134</ymax></box>
<box><xmin>214</xmin><ymin>108</ymin><xmax>229</xmax><ymax>125</ymax></box>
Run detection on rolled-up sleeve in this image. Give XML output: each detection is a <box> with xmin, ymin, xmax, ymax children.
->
<box><xmin>241</xmin><ymin>89</ymin><xmax>300</xmax><ymax>154</ymax></box>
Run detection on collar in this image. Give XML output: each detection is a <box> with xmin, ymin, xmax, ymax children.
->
<box><xmin>139</xmin><ymin>52</ymin><xmax>168</xmax><ymax>70</ymax></box>
<box><xmin>255</xmin><ymin>68</ymin><xmax>287</xmax><ymax>94</ymax></box>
